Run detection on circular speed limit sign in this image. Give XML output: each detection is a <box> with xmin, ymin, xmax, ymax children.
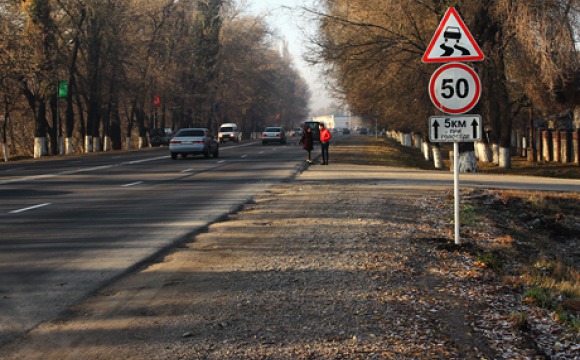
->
<box><xmin>429</xmin><ymin>62</ymin><xmax>481</xmax><ymax>115</ymax></box>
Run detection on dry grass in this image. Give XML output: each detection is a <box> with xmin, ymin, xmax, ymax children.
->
<box><xmin>337</xmin><ymin>135</ymin><xmax>580</xmax><ymax>328</ymax></box>
<box><xmin>479</xmin><ymin>157</ymin><xmax>580</xmax><ymax>179</ymax></box>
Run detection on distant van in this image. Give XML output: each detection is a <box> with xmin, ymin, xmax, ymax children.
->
<box><xmin>303</xmin><ymin>121</ymin><xmax>321</xmax><ymax>142</ymax></box>
<box><xmin>217</xmin><ymin>123</ymin><xmax>241</xmax><ymax>143</ymax></box>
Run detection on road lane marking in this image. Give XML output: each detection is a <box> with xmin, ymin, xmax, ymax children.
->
<box><xmin>10</xmin><ymin>203</ymin><xmax>51</xmax><ymax>214</ymax></box>
<box><xmin>241</xmin><ymin>155</ymin><xmax>247</xmax><ymax>158</ymax></box>
<box><xmin>0</xmin><ymin>141</ymin><xmax>276</xmax><ymax>185</ymax></box>
<box><xmin>126</xmin><ymin>156</ymin><xmax>168</xmax><ymax>164</ymax></box>
<box><xmin>122</xmin><ymin>181</ymin><xmax>144</xmax><ymax>187</ymax></box>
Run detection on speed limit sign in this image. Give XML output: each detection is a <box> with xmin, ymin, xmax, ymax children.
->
<box><xmin>429</xmin><ymin>62</ymin><xmax>481</xmax><ymax>115</ymax></box>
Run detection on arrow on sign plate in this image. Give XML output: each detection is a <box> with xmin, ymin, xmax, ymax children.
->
<box><xmin>432</xmin><ymin>120</ymin><xmax>440</xmax><ymax>139</ymax></box>
<box><xmin>471</xmin><ymin>119</ymin><xmax>479</xmax><ymax>139</ymax></box>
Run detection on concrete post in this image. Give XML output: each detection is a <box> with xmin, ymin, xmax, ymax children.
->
<box><xmin>542</xmin><ymin>130</ymin><xmax>551</xmax><ymax>162</ymax></box>
<box><xmin>552</xmin><ymin>131</ymin><xmax>560</xmax><ymax>162</ymax></box>
<box><xmin>560</xmin><ymin>131</ymin><xmax>570</xmax><ymax>163</ymax></box>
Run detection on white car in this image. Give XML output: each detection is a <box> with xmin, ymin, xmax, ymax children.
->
<box><xmin>217</xmin><ymin>123</ymin><xmax>241</xmax><ymax>143</ymax></box>
<box><xmin>169</xmin><ymin>128</ymin><xmax>219</xmax><ymax>159</ymax></box>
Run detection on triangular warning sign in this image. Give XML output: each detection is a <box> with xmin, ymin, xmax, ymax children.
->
<box><xmin>422</xmin><ymin>7</ymin><xmax>484</xmax><ymax>63</ymax></box>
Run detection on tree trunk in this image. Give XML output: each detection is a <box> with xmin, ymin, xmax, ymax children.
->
<box><xmin>92</xmin><ymin>136</ymin><xmax>101</xmax><ymax>152</ymax></box>
<box><xmin>137</xmin><ymin>107</ymin><xmax>147</xmax><ymax>149</ymax></box>
<box><xmin>431</xmin><ymin>144</ymin><xmax>443</xmax><ymax>169</ymax></box>
<box><xmin>476</xmin><ymin>141</ymin><xmax>492</xmax><ymax>162</ymax></box>
<box><xmin>85</xmin><ymin>136</ymin><xmax>92</xmax><ymax>153</ymax></box>
<box><xmin>499</xmin><ymin>147</ymin><xmax>511</xmax><ymax>168</ymax></box>
<box><xmin>34</xmin><ymin>100</ymin><xmax>48</xmax><ymax>159</ymax></box>
<box><xmin>110</xmin><ymin>103</ymin><xmax>122</xmax><ymax>150</ymax></box>
<box><xmin>422</xmin><ymin>141</ymin><xmax>430</xmax><ymax>161</ymax></box>
<box><xmin>472</xmin><ymin>3</ymin><xmax>512</xmax><ymax>168</ymax></box>
<box><xmin>2</xmin><ymin>100</ymin><xmax>9</xmax><ymax>162</ymax></box>
<box><xmin>492</xmin><ymin>144</ymin><xmax>500</xmax><ymax>165</ymax></box>
<box><xmin>450</xmin><ymin>145</ymin><xmax>478</xmax><ymax>173</ymax></box>
<box><xmin>49</xmin><ymin>95</ymin><xmax>58</xmax><ymax>155</ymax></box>
<box><xmin>34</xmin><ymin>137</ymin><xmax>45</xmax><ymax>159</ymax></box>
<box><xmin>103</xmin><ymin>136</ymin><xmax>111</xmax><ymax>151</ymax></box>
<box><xmin>65</xmin><ymin>137</ymin><xmax>73</xmax><ymax>155</ymax></box>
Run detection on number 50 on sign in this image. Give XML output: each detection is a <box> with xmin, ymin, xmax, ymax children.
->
<box><xmin>429</xmin><ymin>62</ymin><xmax>481</xmax><ymax>115</ymax></box>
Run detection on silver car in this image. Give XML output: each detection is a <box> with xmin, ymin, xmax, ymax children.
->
<box><xmin>169</xmin><ymin>128</ymin><xmax>219</xmax><ymax>159</ymax></box>
<box><xmin>261</xmin><ymin>126</ymin><xmax>286</xmax><ymax>145</ymax></box>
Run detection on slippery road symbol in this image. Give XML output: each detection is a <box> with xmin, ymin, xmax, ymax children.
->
<box><xmin>439</xmin><ymin>26</ymin><xmax>471</xmax><ymax>57</ymax></box>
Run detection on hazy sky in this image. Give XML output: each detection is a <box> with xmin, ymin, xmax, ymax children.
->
<box><xmin>247</xmin><ymin>0</ymin><xmax>334</xmax><ymax>112</ymax></box>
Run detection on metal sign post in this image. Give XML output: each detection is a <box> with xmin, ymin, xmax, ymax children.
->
<box><xmin>429</xmin><ymin>116</ymin><xmax>481</xmax><ymax>245</ymax></box>
<box><xmin>453</xmin><ymin>142</ymin><xmax>460</xmax><ymax>244</ymax></box>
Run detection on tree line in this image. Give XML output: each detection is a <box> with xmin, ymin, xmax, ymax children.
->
<box><xmin>0</xmin><ymin>0</ymin><xmax>310</xmax><ymax>160</ymax></box>
<box><xmin>306</xmin><ymin>0</ymin><xmax>579</xmax><ymax>168</ymax></box>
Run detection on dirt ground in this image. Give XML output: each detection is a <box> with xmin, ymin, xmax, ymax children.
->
<box><xmin>1</xmin><ymin>136</ymin><xmax>578</xmax><ymax>359</ymax></box>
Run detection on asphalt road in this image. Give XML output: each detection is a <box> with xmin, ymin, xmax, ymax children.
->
<box><xmin>0</xmin><ymin>139</ymin><xmax>306</xmax><ymax>346</ymax></box>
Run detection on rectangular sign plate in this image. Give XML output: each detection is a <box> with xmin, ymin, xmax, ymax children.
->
<box><xmin>429</xmin><ymin>115</ymin><xmax>482</xmax><ymax>142</ymax></box>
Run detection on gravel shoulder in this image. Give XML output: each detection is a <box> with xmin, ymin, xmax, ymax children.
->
<box><xmin>2</xmin><ymin>136</ymin><xmax>578</xmax><ymax>359</ymax></box>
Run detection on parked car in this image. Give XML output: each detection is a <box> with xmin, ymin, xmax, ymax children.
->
<box><xmin>169</xmin><ymin>128</ymin><xmax>219</xmax><ymax>159</ymax></box>
<box><xmin>359</xmin><ymin>127</ymin><xmax>368</xmax><ymax>135</ymax></box>
<box><xmin>217</xmin><ymin>123</ymin><xmax>242</xmax><ymax>143</ymax></box>
<box><xmin>150</xmin><ymin>128</ymin><xmax>173</xmax><ymax>147</ymax></box>
<box><xmin>261</xmin><ymin>126</ymin><xmax>287</xmax><ymax>145</ymax></box>
<box><xmin>342</xmin><ymin>128</ymin><xmax>351</xmax><ymax>135</ymax></box>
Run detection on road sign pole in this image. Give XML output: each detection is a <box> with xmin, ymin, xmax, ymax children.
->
<box><xmin>453</xmin><ymin>142</ymin><xmax>460</xmax><ymax>245</ymax></box>
<box><xmin>423</xmin><ymin>6</ymin><xmax>485</xmax><ymax>247</ymax></box>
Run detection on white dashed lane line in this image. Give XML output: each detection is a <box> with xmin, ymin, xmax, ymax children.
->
<box><xmin>10</xmin><ymin>203</ymin><xmax>52</xmax><ymax>214</ymax></box>
<box><xmin>122</xmin><ymin>181</ymin><xmax>144</xmax><ymax>187</ymax></box>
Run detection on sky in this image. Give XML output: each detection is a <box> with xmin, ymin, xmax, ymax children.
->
<box><xmin>247</xmin><ymin>0</ymin><xmax>334</xmax><ymax>113</ymax></box>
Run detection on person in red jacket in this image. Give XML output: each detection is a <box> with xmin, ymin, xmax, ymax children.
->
<box><xmin>318</xmin><ymin>123</ymin><xmax>332</xmax><ymax>165</ymax></box>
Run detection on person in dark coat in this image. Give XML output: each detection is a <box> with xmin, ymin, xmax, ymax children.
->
<box><xmin>299</xmin><ymin>125</ymin><xmax>314</xmax><ymax>163</ymax></box>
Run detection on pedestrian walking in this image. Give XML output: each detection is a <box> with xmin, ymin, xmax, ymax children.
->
<box><xmin>318</xmin><ymin>123</ymin><xmax>332</xmax><ymax>165</ymax></box>
<box><xmin>299</xmin><ymin>125</ymin><xmax>314</xmax><ymax>163</ymax></box>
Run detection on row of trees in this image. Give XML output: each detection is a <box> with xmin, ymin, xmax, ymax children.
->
<box><xmin>307</xmin><ymin>0</ymin><xmax>579</xmax><ymax>168</ymax></box>
<box><xmin>0</xmin><ymin>0</ymin><xmax>310</xmax><ymax>159</ymax></box>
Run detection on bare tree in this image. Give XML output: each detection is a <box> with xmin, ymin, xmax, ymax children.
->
<box><xmin>307</xmin><ymin>0</ymin><xmax>579</xmax><ymax>168</ymax></box>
